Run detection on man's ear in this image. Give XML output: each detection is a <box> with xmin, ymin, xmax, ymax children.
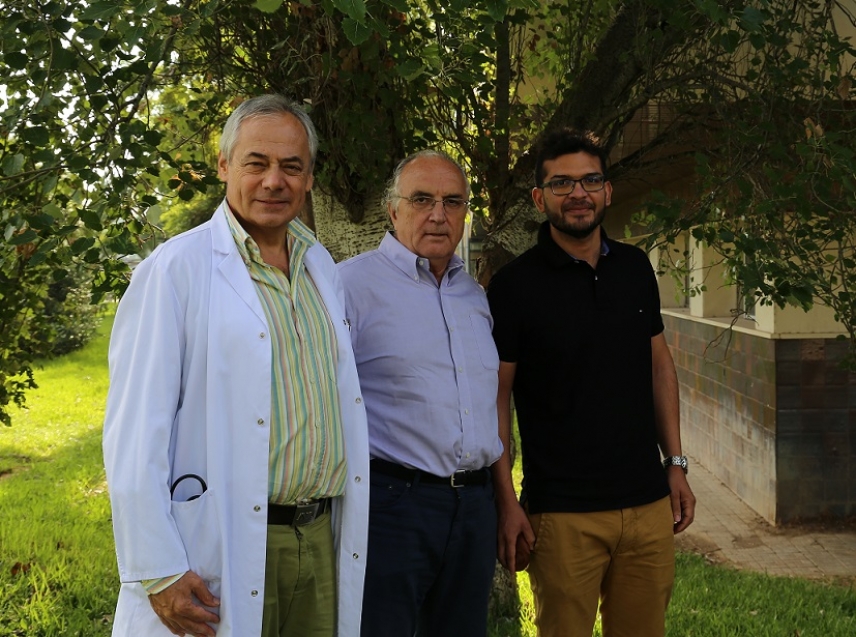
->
<box><xmin>604</xmin><ymin>181</ymin><xmax>613</xmax><ymax>207</ymax></box>
<box><xmin>531</xmin><ymin>186</ymin><xmax>546</xmax><ymax>213</ymax></box>
<box><xmin>217</xmin><ymin>153</ymin><xmax>229</xmax><ymax>182</ymax></box>
<box><xmin>388</xmin><ymin>201</ymin><xmax>398</xmax><ymax>224</ymax></box>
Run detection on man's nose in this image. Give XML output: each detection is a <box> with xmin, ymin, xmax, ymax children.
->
<box><xmin>262</xmin><ymin>167</ymin><xmax>288</xmax><ymax>190</ymax></box>
<box><xmin>427</xmin><ymin>200</ymin><xmax>447</xmax><ymax>222</ymax></box>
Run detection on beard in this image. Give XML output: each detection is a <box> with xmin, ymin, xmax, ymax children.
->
<box><xmin>545</xmin><ymin>198</ymin><xmax>607</xmax><ymax>239</ymax></box>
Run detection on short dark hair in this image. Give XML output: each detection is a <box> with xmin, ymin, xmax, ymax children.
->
<box><xmin>533</xmin><ymin>128</ymin><xmax>608</xmax><ymax>186</ymax></box>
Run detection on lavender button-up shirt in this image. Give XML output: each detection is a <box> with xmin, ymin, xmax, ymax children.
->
<box><xmin>338</xmin><ymin>232</ymin><xmax>503</xmax><ymax>476</ymax></box>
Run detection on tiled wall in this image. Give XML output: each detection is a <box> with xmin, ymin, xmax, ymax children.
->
<box><xmin>664</xmin><ymin>315</ymin><xmax>856</xmax><ymax>523</ymax></box>
<box><xmin>775</xmin><ymin>338</ymin><xmax>855</xmax><ymax>521</ymax></box>
<box><xmin>664</xmin><ymin>315</ymin><xmax>778</xmax><ymax>521</ymax></box>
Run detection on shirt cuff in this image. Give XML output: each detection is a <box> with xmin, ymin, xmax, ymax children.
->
<box><xmin>141</xmin><ymin>572</ymin><xmax>186</xmax><ymax>595</ymax></box>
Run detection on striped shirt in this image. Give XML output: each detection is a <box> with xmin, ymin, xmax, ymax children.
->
<box><xmin>142</xmin><ymin>207</ymin><xmax>347</xmax><ymax>594</ymax></box>
<box><xmin>225</xmin><ymin>206</ymin><xmax>347</xmax><ymax>504</ymax></box>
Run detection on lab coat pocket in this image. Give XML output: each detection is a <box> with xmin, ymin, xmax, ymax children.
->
<box><xmin>170</xmin><ymin>489</ymin><xmax>223</xmax><ymax>584</ymax></box>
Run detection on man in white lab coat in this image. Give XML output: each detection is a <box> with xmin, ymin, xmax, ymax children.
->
<box><xmin>103</xmin><ymin>95</ymin><xmax>369</xmax><ymax>637</ymax></box>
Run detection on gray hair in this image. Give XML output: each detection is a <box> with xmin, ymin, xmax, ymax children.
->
<box><xmin>383</xmin><ymin>150</ymin><xmax>471</xmax><ymax>210</ymax></box>
<box><xmin>219</xmin><ymin>94</ymin><xmax>318</xmax><ymax>167</ymax></box>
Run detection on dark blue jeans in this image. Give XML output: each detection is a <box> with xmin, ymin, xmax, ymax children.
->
<box><xmin>360</xmin><ymin>467</ymin><xmax>497</xmax><ymax>637</ymax></box>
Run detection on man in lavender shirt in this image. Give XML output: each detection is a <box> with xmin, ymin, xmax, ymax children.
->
<box><xmin>338</xmin><ymin>150</ymin><xmax>502</xmax><ymax>637</ymax></box>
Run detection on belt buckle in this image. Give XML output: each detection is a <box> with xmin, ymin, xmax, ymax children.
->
<box><xmin>293</xmin><ymin>500</ymin><xmax>321</xmax><ymax>525</ymax></box>
<box><xmin>450</xmin><ymin>470</ymin><xmax>467</xmax><ymax>488</ymax></box>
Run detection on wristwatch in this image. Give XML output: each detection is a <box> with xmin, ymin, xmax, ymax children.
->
<box><xmin>662</xmin><ymin>455</ymin><xmax>688</xmax><ymax>474</ymax></box>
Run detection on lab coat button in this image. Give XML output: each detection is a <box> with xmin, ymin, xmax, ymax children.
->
<box><xmin>352</xmin><ymin>553</ymin><xmax>359</xmax><ymax>559</ymax></box>
<box><xmin>257</xmin><ymin>418</ymin><xmax>265</xmax><ymax>425</ymax></box>
<box><xmin>254</xmin><ymin>505</ymin><xmax>261</xmax><ymax>512</ymax></box>
<box><xmin>259</xmin><ymin>332</ymin><xmax>266</xmax><ymax>339</ymax></box>
<box><xmin>355</xmin><ymin>397</ymin><xmax>362</xmax><ymax>404</ymax></box>
<box><xmin>251</xmin><ymin>590</ymin><xmax>259</xmax><ymax>597</ymax></box>
<box><xmin>354</xmin><ymin>476</ymin><xmax>361</xmax><ymax>483</ymax></box>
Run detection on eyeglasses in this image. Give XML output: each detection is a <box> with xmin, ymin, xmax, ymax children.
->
<box><xmin>539</xmin><ymin>175</ymin><xmax>606</xmax><ymax>196</ymax></box>
<box><xmin>393</xmin><ymin>195</ymin><xmax>470</xmax><ymax>213</ymax></box>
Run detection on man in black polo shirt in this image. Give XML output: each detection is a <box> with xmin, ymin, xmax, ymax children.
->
<box><xmin>487</xmin><ymin>128</ymin><xmax>695</xmax><ymax>637</ymax></box>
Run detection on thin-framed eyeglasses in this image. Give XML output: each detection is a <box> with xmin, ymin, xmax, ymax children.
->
<box><xmin>393</xmin><ymin>195</ymin><xmax>470</xmax><ymax>213</ymax></box>
<box><xmin>539</xmin><ymin>175</ymin><xmax>606</xmax><ymax>196</ymax></box>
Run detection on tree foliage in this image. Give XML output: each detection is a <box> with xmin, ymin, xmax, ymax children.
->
<box><xmin>1</xmin><ymin>0</ymin><xmax>854</xmax><ymax>423</ymax></box>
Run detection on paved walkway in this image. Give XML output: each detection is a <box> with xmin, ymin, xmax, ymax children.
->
<box><xmin>676</xmin><ymin>457</ymin><xmax>856</xmax><ymax>582</ymax></box>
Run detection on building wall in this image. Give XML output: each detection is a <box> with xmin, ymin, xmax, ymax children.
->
<box><xmin>665</xmin><ymin>314</ymin><xmax>856</xmax><ymax>523</ymax></box>
<box><xmin>775</xmin><ymin>338</ymin><xmax>856</xmax><ymax>521</ymax></box>
<box><xmin>664</xmin><ymin>314</ymin><xmax>778</xmax><ymax>521</ymax></box>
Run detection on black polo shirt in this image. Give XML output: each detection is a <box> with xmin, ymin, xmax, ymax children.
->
<box><xmin>487</xmin><ymin>222</ymin><xmax>670</xmax><ymax>513</ymax></box>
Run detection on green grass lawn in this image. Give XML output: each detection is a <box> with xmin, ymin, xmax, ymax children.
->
<box><xmin>1</xmin><ymin>309</ymin><xmax>854</xmax><ymax>636</ymax></box>
<box><xmin>0</xmin><ymin>310</ymin><xmax>116</xmax><ymax>637</ymax></box>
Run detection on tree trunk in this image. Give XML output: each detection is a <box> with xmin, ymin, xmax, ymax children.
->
<box><xmin>478</xmin><ymin>200</ymin><xmax>542</xmax><ymax>286</ymax></box>
<box><xmin>312</xmin><ymin>190</ymin><xmax>390</xmax><ymax>263</ymax></box>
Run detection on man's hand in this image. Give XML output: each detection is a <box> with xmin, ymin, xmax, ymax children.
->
<box><xmin>497</xmin><ymin>500</ymin><xmax>536</xmax><ymax>573</ymax></box>
<box><xmin>148</xmin><ymin>571</ymin><xmax>220</xmax><ymax>637</ymax></box>
<box><xmin>667</xmin><ymin>468</ymin><xmax>696</xmax><ymax>534</ymax></box>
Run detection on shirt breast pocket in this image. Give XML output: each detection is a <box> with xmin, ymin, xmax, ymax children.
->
<box><xmin>469</xmin><ymin>314</ymin><xmax>500</xmax><ymax>371</ymax></box>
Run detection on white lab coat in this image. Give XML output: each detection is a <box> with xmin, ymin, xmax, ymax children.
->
<box><xmin>103</xmin><ymin>202</ymin><xmax>369</xmax><ymax>637</ymax></box>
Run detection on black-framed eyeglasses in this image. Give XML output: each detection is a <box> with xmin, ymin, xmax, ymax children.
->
<box><xmin>393</xmin><ymin>195</ymin><xmax>470</xmax><ymax>213</ymax></box>
<box><xmin>539</xmin><ymin>175</ymin><xmax>606</xmax><ymax>195</ymax></box>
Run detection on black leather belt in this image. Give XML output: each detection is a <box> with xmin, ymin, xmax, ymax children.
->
<box><xmin>371</xmin><ymin>458</ymin><xmax>490</xmax><ymax>488</ymax></box>
<box><xmin>268</xmin><ymin>499</ymin><xmax>331</xmax><ymax>526</ymax></box>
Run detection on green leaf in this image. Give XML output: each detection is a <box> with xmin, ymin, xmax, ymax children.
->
<box><xmin>720</xmin><ymin>30</ymin><xmax>741</xmax><ymax>53</ymax></box>
<box><xmin>749</xmin><ymin>33</ymin><xmax>766</xmax><ymax>50</ymax></box>
<box><xmin>52</xmin><ymin>47</ymin><xmax>78</xmax><ymax>71</ymax></box>
<box><xmin>77</xmin><ymin>25</ymin><xmax>105</xmax><ymax>41</ymax></box>
<box><xmin>396</xmin><ymin>58</ymin><xmax>424</xmax><ymax>80</ymax></box>
<box><xmin>333</xmin><ymin>0</ymin><xmax>367</xmax><ymax>22</ymax></box>
<box><xmin>41</xmin><ymin>203</ymin><xmax>63</xmax><ymax>219</ymax></box>
<box><xmin>20</xmin><ymin>126</ymin><xmax>50</xmax><ymax>146</ymax></box>
<box><xmin>380</xmin><ymin>0</ymin><xmax>408</xmax><ymax>11</ymax></box>
<box><xmin>740</xmin><ymin>6</ymin><xmax>766</xmax><ymax>32</ymax></box>
<box><xmin>10</xmin><ymin>229</ymin><xmax>38</xmax><ymax>245</ymax></box>
<box><xmin>254</xmin><ymin>0</ymin><xmax>283</xmax><ymax>11</ymax></box>
<box><xmin>80</xmin><ymin>1</ymin><xmax>121</xmax><ymax>21</ymax></box>
<box><xmin>342</xmin><ymin>18</ymin><xmax>372</xmax><ymax>45</ymax></box>
<box><xmin>485</xmin><ymin>0</ymin><xmax>508</xmax><ymax>22</ymax></box>
<box><xmin>79</xmin><ymin>209</ymin><xmax>103</xmax><ymax>231</ymax></box>
<box><xmin>71</xmin><ymin>237</ymin><xmax>96</xmax><ymax>255</ymax></box>
<box><xmin>2</xmin><ymin>154</ymin><xmax>25</xmax><ymax>176</ymax></box>
<box><xmin>4</xmin><ymin>51</ymin><xmax>29</xmax><ymax>70</ymax></box>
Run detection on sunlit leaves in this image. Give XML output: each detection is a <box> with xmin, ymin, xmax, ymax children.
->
<box><xmin>332</xmin><ymin>0</ymin><xmax>368</xmax><ymax>22</ymax></box>
<box><xmin>254</xmin><ymin>0</ymin><xmax>284</xmax><ymax>12</ymax></box>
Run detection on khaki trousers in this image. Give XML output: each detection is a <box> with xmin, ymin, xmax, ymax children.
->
<box><xmin>261</xmin><ymin>511</ymin><xmax>336</xmax><ymax>637</ymax></box>
<box><xmin>527</xmin><ymin>496</ymin><xmax>675</xmax><ymax>637</ymax></box>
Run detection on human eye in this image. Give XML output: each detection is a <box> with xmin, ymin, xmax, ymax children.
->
<box><xmin>409</xmin><ymin>196</ymin><xmax>434</xmax><ymax>208</ymax></box>
<box><xmin>282</xmin><ymin>164</ymin><xmax>304</xmax><ymax>177</ymax></box>
<box><xmin>550</xmin><ymin>179</ymin><xmax>573</xmax><ymax>191</ymax></box>
<box><xmin>244</xmin><ymin>159</ymin><xmax>266</xmax><ymax>171</ymax></box>
<box><xmin>583</xmin><ymin>175</ymin><xmax>604</xmax><ymax>185</ymax></box>
<box><xmin>442</xmin><ymin>198</ymin><xmax>467</xmax><ymax>211</ymax></box>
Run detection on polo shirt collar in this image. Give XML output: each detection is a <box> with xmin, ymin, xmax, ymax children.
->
<box><xmin>379</xmin><ymin>231</ymin><xmax>465</xmax><ymax>282</ymax></box>
<box><xmin>536</xmin><ymin>220</ymin><xmax>610</xmax><ymax>267</ymax></box>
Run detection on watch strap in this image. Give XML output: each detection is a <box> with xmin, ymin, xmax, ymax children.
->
<box><xmin>662</xmin><ymin>455</ymin><xmax>688</xmax><ymax>474</ymax></box>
